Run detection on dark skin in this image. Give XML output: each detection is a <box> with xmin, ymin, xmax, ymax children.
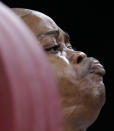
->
<box><xmin>12</xmin><ymin>8</ymin><xmax>106</xmax><ymax>131</ymax></box>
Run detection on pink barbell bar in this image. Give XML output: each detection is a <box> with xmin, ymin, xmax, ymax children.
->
<box><xmin>0</xmin><ymin>3</ymin><xmax>63</xmax><ymax>131</ymax></box>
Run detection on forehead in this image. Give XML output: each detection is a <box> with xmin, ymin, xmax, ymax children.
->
<box><xmin>32</xmin><ymin>11</ymin><xmax>58</xmax><ymax>31</ymax></box>
<box><xmin>31</xmin><ymin>11</ymin><xmax>66</xmax><ymax>40</ymax></box>
<box><xmin>19</xmin><ymin>9</ymin><xmax>59</xmax><ymax>34</ymax></box>
<box><xmin>13</xmin><ymin>8</ymin><xmax>65</xmax><ymax>40</ymax></box>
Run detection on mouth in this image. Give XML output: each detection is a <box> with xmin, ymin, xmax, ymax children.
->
<box><xmin>89</xmin><ymin>59</ymin><xmax>105</xmax><ymax>76</ymax></box>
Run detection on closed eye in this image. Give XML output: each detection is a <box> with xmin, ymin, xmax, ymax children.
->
<box><xmin>45</xmin><ymin>44</ymin><xmax>60</xmax><ymax>53</ymax></box>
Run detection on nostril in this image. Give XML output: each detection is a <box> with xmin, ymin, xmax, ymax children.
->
<box><xmin>70</xmin><ymin>52</ymin><xmax>87</xmax><ymax>64</ymax></box>
<box><xmin>77</xmin><ymin>56</ymin><xmax>83</xmax><ymax>64</ymax></box>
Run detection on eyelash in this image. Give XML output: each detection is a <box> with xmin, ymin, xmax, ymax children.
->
<box><xmin>67</xmin><ymin>45</ymin><xmax>72</xmax><ymax>49</ymax></box>
<box><xmin>44</xmin><ymin>41</ymin><xmax>73</xmax><ymax>54</ymax></box>
<box><xmin>45</xmin><ymin>44</ymin><xmax>60</xmax><ymax>53</ymax></box>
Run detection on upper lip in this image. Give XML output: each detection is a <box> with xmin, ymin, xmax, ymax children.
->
<box><xmin>89</xmin><ymin>58</ymin><xmax>105</xmax><ymax>76</ymax></box>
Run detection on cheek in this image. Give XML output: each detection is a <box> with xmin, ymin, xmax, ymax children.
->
<box><xmin>46</xmin><ymin>55</ymin><xmax>81</xmax><ymax>104</ymax></box>
<box><xmin>58</xmin><ymin>77</ymin><xmax>82</xmax><ymax>108</ymax></box>
<box><xmin>47</xmin><ymin>54</ymin><xmax>70</xmax><ymax>71</ymax></box>
<box><xmin>57</xmin><ymin>51</ymin><xmax>70</xmax><ymax>64</ymax></box>
<box><xmin>47</xmin><ymin>54</ymin><xmax>76</xmax><ymax>82</ymax></box>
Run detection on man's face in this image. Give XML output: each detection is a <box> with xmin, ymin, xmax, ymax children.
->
<box><xmin>13</xmin><ymin>8</ymin><xmax>105</xmax><ymax>130</ymax></box>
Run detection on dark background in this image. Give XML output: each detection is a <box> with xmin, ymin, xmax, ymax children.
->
<box><xmin>1</xmin><ymin>0</ymin><xmax>113</xmax><ymax>130</ymax></box>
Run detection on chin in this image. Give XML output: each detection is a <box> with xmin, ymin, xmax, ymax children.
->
<box><xmin>80</xmin><ymin>73</ymin><xmax>105</xmax><ymax>106</ymax></box>
<box><xmin>66</xmin><ymin>80</ymin><xmax>105</xmax><ymax>130</ymax></box>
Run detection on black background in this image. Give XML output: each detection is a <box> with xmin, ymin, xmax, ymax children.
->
<box><xmin>1</xmin><ymin>0</ymin><xmax>113</xmax><ymax>130</ymax></box>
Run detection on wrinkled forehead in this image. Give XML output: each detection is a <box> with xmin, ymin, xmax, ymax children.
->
<box><xmin>12</xmin><ymin>8</ymin><xmax>59</xmax><ymax>34</ymax></box>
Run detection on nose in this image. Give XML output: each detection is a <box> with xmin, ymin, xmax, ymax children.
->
<box><xmin>70</xmin><ymin>51</ymin><xmax>87</xmax><ymax>64</ymax></box>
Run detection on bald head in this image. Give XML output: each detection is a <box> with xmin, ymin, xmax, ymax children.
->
<box><xmin>12</xmin><ymin>8</ymin><xmax>59</xmax><ymax>36</ymax></box>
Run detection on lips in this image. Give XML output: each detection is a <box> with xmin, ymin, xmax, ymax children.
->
<box><xmin>89</xmin><ymin>60</ymin><xmax>105</xmax><ymax>76</ymax></box>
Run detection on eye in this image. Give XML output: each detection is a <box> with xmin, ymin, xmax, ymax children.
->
<box><xmin>67</xmin><ymin>45</ymin><xmax>72</xmax><ymax>49</ymax></box>
<box><xmin>66</xmin><ymin>43</ymin><xmax>72</xmax><ymax>49</ymax></box>
<box><xmin>45</xmin><ymin>44</ymin><xmax>60</xmax><ymax>53</ymax></box>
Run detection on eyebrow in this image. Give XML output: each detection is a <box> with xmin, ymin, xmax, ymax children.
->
<box><xmin>37</xmin><ymin>30</ymin><xmax>59</xmax><ymax>38</ymax></box>
<box><xmin>37</xmin><ymin>29</ymin><xmax>70</xmax><ymax>42</ymax></box>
